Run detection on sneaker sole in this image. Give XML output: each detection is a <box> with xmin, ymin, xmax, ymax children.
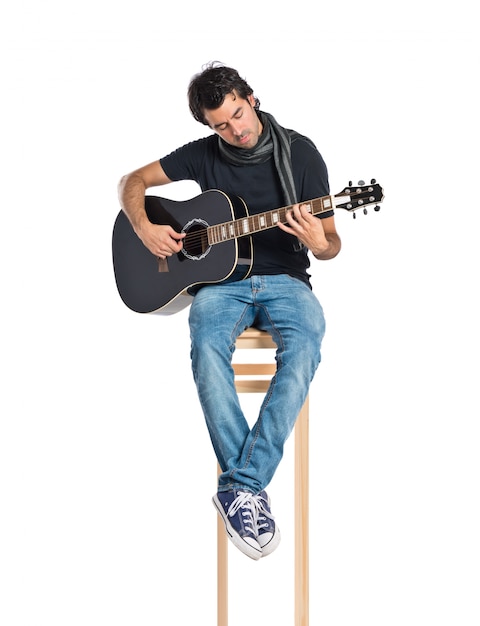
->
<box><xmin>212</xmin><ymin>495</ymin><xmax>263</xmax><ymax>561</ymax></box>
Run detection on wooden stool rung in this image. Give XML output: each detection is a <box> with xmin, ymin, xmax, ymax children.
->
<box><xmin>233</xmin><ymin>363</ymin><xmax>276</xmax><ymax>376</ymax></box>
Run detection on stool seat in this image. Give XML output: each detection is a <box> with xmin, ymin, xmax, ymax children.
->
<box><xmin>217</xmin><ymin>327</ymin><xmax>309</xmax><ymax>626</ymax></box>
<box><xmin>234</xmin><ymin>327</ymin><xmax>276</xmax><ymax>349</ymax></box>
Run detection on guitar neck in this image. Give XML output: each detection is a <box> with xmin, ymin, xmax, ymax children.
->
<box><xmin>208</xmin><ymin>194</ymin><xmax>334</xmax><ymax>245</ymax></box>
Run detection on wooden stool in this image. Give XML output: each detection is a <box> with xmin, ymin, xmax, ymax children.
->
<box><xmin>217</xmin><ymin>328</ymin><xmax>309</xmax><ymax>626</ymax></box>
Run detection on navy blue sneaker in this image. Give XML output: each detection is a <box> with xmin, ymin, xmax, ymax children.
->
<box><xmin>213</xmin><ymin>490</ymin><xmax>262</xmax><ymax>560</ymax></box>
<box><xmin>254</xmin><ymin>490</ymin><xmax>281</xmax><ymax>557</ymax></box>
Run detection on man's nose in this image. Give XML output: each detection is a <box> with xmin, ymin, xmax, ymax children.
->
<box><xmin>231</xmin><ymin>121</ymin><xmax>243</xmax><ymax>136</ymax></box>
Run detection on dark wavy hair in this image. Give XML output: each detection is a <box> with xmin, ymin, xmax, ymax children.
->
<box><xmin>188</xmin><ymin>61</ymin><xmax>260</xmax><ymax>126</ymax></box>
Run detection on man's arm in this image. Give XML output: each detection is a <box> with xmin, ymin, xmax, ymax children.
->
<box><xmin>277</xmin><ymin>205</ymin><xmax>341</xmax><ymax>260</ymax></box>
<box><xmin>117</xmin><ymin>161</ymin><xmax>185</xmax><ymax>259</ymax></box>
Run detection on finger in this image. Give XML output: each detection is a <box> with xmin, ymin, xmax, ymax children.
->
<box><xmin>286</xmin><ymin>206</ymin><xmax>300</xmax><ymax>224</ymax></box>
<box><xmin>290</xmin><ymin>204</ymin><xmax>309</xmax><ymax>224</ymax></box>
<box><xmin>297</xmin><ymin>203</ymin><xmax>313</xmax><ymax>221</ymax></box>
<box><xmin>287</xmin><ymin>207</ymin><xmax>306</xmax><ymax>229</ymax></box>
<box><xmin>167</xmin><ymin>228</ymin><xmax>186</xmax><ymax>241</ymax></box>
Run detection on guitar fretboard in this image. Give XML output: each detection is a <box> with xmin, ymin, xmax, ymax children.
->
<box><xmin>208</xmin><ymin>195</ymin><xmax>334</xmax><ymax>245</ymax></box>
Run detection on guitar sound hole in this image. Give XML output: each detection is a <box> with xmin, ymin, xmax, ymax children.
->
<box><xmin>182</xmin><ymin>218</ymin><xmax>211</xmax><ymax>260</ymax></box>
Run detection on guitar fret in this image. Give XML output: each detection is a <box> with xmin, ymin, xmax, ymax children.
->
<box><xmin>208</xmin><ymin>192</ymin><xmax>343</xmax><ymax>245</ymax></box>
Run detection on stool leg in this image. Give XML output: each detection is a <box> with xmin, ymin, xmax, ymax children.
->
<box><xmin>217</xmin><ymin>464</ymin><xmax>228</xmax><ymax>626</ymax></box>
<box><xmin>295</xmin><ymin>397</ymin><xmax>309</xmax><ymax>626</ymax></box>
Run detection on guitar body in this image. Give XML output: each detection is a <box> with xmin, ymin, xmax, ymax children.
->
<box><xmin>112</xmin><ymin>190</ymin><xmax>252</xmax><ymax>314</ymax></box>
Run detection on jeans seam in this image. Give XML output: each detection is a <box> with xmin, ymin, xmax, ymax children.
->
<box><xmin>240</xmin><ymin>305</ymin><xmax>284</xmax><ymax>474</ymax></box>
<box><xmin>230</xmin><ymin>307</ymin><xmax>252</xmax><ymax>350</ymax></box>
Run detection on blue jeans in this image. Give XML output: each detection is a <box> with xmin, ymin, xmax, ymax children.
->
<box><xmin>188</xmin><ymin>272</ymin><xmax>326</xmax><ymax>494</ymax></box>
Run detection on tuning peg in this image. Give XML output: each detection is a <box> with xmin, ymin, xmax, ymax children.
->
<box><xmin>370</xmin><ymin>178</ymin><xmax>376</xmax><ymax>184</ymax></box>
<box><xmin>348</xmin><ymin>180</ymin><xmax>352</xmax><ymax>187</ymax></box>
<box><xmin>374</xmin><ymin>205</ymin><xmax>381</xmax><ymax>212</ymax></box>
<box><xmin>358</xmin><ymin>179</ymin><xmax>365</xmax><ymax>186</ymax></box>
<box><xmin>363</xmin><ymin>208</ymin><xmax>368</xmax><ymax>215</ymax></box>
<box><xmin>353</xmin><ymin>212</ymin><xmax>356</xmax><ymax>219</ymax></box>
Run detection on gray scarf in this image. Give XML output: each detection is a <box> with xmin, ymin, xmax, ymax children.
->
<box><xmin>218</xmin><ymin>110</ymin><xmax>309</xmax><ymax>250</ymax></box>
<box><xmin>218</xmin><ymin>110</ymin><xmax>298</xmax><ymax>204</ymax></box>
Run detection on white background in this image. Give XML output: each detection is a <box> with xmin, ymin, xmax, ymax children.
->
<box><xmin>1</xmin><ymin>1</ymin><xmax>479</xmax><ymax>625</ymax></box>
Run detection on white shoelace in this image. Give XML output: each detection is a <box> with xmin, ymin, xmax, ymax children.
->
<box><xmin>252</xmin><ymin>493</ymin><xmax>275</xmax><ymax>533</ymax></box>
<box><xmin>227</xmin><ymin>491</ymin><xmax>275</xmax><ymax>536</ymax></box>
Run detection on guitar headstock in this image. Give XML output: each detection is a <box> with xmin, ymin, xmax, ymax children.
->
<box><xmin>334</xmin><ymin>179</ymin><xmax>384</xmax><ymax>216</ymax></box>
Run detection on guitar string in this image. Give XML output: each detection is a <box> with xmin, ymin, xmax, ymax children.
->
<box><xmin>182</xmin><ymin>207</ymin><xmax>297</xmax><ymax>247</ymax></box>
<box><xmin>179</xmin><ymin>189</ymin><xmax>378</xmax><ymax>248</ymax></box>
<box><xmin>180</xmin><ymin>197</ymin><xmax>326</xmax><ymax>247</ymax></box>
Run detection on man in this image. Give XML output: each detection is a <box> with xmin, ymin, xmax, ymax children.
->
<box><xmin>118</xmin><ymin>62</ymin><xmax>341</xmax><ymax>560</ymax></box>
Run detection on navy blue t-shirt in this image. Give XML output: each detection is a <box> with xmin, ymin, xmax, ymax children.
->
<box><xmin>160</xmin><ymin>132</ymin><xmax>332</xmax><ymax>287</ymax></box>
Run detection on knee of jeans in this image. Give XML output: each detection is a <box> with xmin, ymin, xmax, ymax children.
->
<box><xmin>190</xmin><ymin>329</ymin><xmax>234</xmax><ymax>372</ymax></box>
<box><xmin>310</xmin><ymin>318</ymin><xmax>326</xmax><ymax>353</ymax></box>
<box><xmin>283</xmin><ymin>334</ymin><xmax>322</xmax><ymax>372</ymax></box>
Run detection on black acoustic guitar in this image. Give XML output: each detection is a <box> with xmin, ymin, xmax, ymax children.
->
<box><xmin>112</xmin><ymin>181</ymin><xmax>384</xmax><ymax>315</ymax></box>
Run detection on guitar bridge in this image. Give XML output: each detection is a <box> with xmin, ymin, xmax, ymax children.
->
<box><xmin>157</xmin><ymin>258</ymin><xmax>169</xmax><ymax>273</ymax></box>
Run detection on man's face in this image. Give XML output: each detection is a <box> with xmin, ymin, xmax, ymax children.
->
<box><xmin>203</xmin><ymin>90</ymin><xmax>263</xmax><ymax>150</ymax></box>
